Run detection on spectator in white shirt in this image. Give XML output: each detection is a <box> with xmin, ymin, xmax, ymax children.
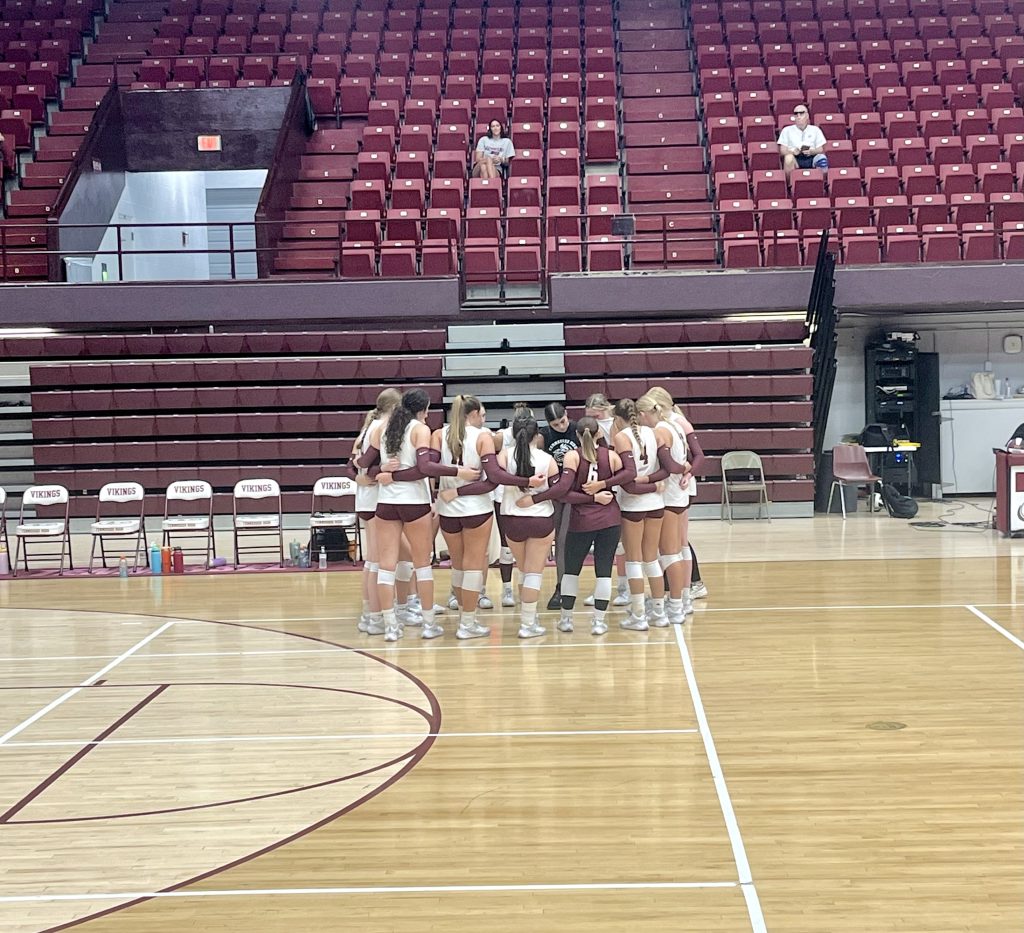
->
<box><xmin>777</xmin><ymin>104</ymin><xmax>828</xmax><ymax>179</ymax></box>
<box><xmin>472</xmin><ymin>119</ymin><xmax>515</xmax><ymax>179</ymax></box>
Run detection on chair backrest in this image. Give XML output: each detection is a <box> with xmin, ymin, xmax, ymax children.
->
<box><xmin>0</xmin><ymin>486</ymin><xmax>6</xmax><ymax>508</ymax></box>
<box><xmin>21</xmin><ymin>484</ymin><xmax>70</xmax><ymax>521</ymax></box>
<box><xmin>233</xmin><ymin>478</ymin><xmax>281</xmax><ymax>501</ymax></box>
<box><xmin>831</xmin><ymin>443</ymin><xmax>875</xmax><ymax>481</ymax></box>
<box><xmin>165</xmin><ymin>480</ymin><xmax>213</xmax><ymax>518</ymax></box>
<box><xmin>721</xmin><ymin>450</ymin><xmax>765</xmax><ymax>479</ymax></box>
<box><xmin>99</xmin><ymin>481</ymin><xmax>145</xmax><ymax>503</ymax></box>
<box><xmin>312</xmin><ymin>476</ymin><xmax>356</xmax><ymax>498</ymax></box>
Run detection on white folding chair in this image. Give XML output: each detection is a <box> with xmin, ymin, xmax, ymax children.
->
<box><xmin>310</xmin><ymin>476</ymin><xmax>359</xmax><ymax>560</ymax></box>
<box><xmin>13</xmin><ymin>484</ymin><xmax>72</xmax><ymax>576</ymax></box>
<box><xmin>232</xmin><ymin>478</ymin><xmax>284</xmax><ymax>568</ymax></box>
<box><xmin>89</xmin><ymin>481</ymin><xmax>146</xmax><ymax>572</ymax></box>
<box><xmin>0</xmin><ymin>487</ymin><xmax>10</xmax><ymax>563</ymax></box>
<box><xmin>161</xmin><ymin>480</ymin><xmax>215</xmax><ymax>569</ymax></box>
<box><xmin>720</xmin><ymin>450</ymin><xmax>772</xmax><ymax>522</ymax></box>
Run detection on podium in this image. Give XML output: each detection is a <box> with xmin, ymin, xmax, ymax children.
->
<box><xmin>994</xmin><ymin>449</ymin><xmax>1024</xmax><ymax>536</ymax></box>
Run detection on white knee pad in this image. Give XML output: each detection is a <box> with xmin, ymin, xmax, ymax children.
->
<box><xmin>395</xmin><ymin>560</ymin><xmax>414</xmax><ymax>582</ymax></box>
<box><xmin>462</xmin><ymin>570</ymin><xmax>484</xmax><ymax>594</ymax></box>
<box><xmin>643</xmin><ymin>560</ymin><xmax>662</xmax><ymax>579</ymax></box>
<box><xmin>365</xmin><ymin>561</ymin><xmax>379</xmax><ymax>574</ymax></box>
<box><xmin>414</xmin><ymin>564</ymin><xmax>433</xmax><ymax>582</ymax></box>
<box><xmin>377</xmin><ymin>568</ymin><xmax>396</xmax><ymax>586</ymax></box>
<box><xmin>451</xmin><ymin>569</ymin><xmax>464</xmax><ymax>589</ymax></box>
<box><xmin>624</xmin><ymin>560</ymin><xmax>644</xmax><ymax>580</ymax></box>
<box><xmin>560</xmin><ymin>574</ymin><xmax>579</xmax><ymax>597</ymax></box>
<box><xmin>522</xmin><ymin>572</ymin><xmax>542</xmax><ymax>591</ymax></box>
<box><xmin>615</xmin><ymin>541</ymin><xmax>625</xmax><ymax>556</ymax></box>
<box><xmin>500</xmin><ymin>546</ymin><xmax>514</xmax><ymax>564</ymax></box>
<box><xmin>679</xmin><ymin>549</ymin><xmax>692</xmax><ymax>562</ymax></box>
<box><xmin>659</xmin><ymin>552</ymin><xmax>682</xmax><ymax>572</ymax></box>
<box><xmin>594</xmin><ymin>577</ymin><xmax>612</xmax><ymax>601</ymax></box>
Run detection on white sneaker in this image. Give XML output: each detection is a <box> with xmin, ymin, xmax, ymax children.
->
<box><xmin>366</xmin><ymin>619</ymin><xmax>386</xmax><ymax>636</ymax></box>
<box><xmin>421</xmin><ymin>622</ymin><xmax>444</xmax><ymax>639</ymax></box>
<box><xmin>591</xmin><ymin>618</ymin><xmax>609</xmax><ymax>636</ymax></box>
<box><xmin>501</xmin><ymin>589</ymin><xmax>515</xmax><ymax>607</ymax></box>
<box><xmin>612</xmin><ymin>590</ymin><xmax>630</xmax><ymax>606</ymax></box>
<box><xmin>683</xmin><ymin>595</ymin><xmax>694</xmax><ymax>617</ymax></box>
<box><xmin>690</xmin><ymin>581</ymin><xmax>708</xmax><ymax>600</ymax></box>
<box><xmin>648</xmin><ymin>608</ymin><xmax>670</xmax><ymax>628</ymax></box>
<box><xmin>557</xmin><ymin>617</ymin><xmax>574</xmax><ymax>633</ymax></box>
<box><xmin>477</xmin><ymin>595</ymin><xmax>494</xmax><ymax>609</ymax></box>
<box><xmin>432</xmin><ymin>603</ymin><xmax>448</xmax><ymax>615</ymax></box>
<box><xmin>357</xmin><ymin>614</ymin><xmax>370</xmax><ymax>632</ymax></box>
<box><xmin>518</xmin><ymin>621</ymin><xmax>546</xmax><ymax>638</ymax></box>
<box><xmin>397</xmin><ymin>606</ymin><xmax>422</xmax><ymax>627</ymax></box>
<box><xmin>583</xmin><ymin>594</ymin><xmax>595</xmax><ymax>606</ymax></box>
<box><xmin>620</xmin><ymin>613</ymin><xmax>649</xmax><ymax>631</ymax></box>
<box><xmin>667</xmin><ymin>607</ymin><xmax>685</xmax><ymax>625</ymax></box>
<box><xmin>384</xmin><ymin>622</ymin><xmax>403</xmax><ymax>642</ymax></box>
<box><xmin>447</xmin><ymin>594</ymin><xmax>460</xmax><ymax>610</ymax></box>
<box><xmin>456</xmin><ymin>620</ymin><xmax>490</xmax><ymax>640</ymax></box>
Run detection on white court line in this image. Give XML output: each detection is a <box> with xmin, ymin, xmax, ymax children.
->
<box><xmin>0</xmin><ymin>880</ymin><xmax>738</xmax><ymax>904</ymax></box>
<box><xmin>673</xmin><ymin>625</ymin><xmax>767</xmax><ymax>933</ymax></box>
<box><xmin>0</xmin><ymin>621</ymin><xmax>176</xmax><ymax>747</ymax></box>
<box><xmin>3</xmin><ymin>727</ymin><xmax>699</xmax><ymax>750</ymax></box>
<box><xmin>965</xmin><ymin>605</ymin><xmax>1024</xmax><ymax>652</ymax></box>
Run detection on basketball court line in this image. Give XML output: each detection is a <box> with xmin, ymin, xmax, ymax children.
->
<box><xmin>2</xmin><ymin>727</ymin><xmax>700</xmax><ymax>750</ymax></box>
<box><xmin>0</xmin><ymin>621</ymin><xmax>176</xmax><ymax>747</ymax></box>
<box><xmin>0</xmin><ymin>880</ymin><xmax>740</xmax><ymax>904</ymax></box>
<box><xmin>674</xmin><ymin>625</ymin><xmax>767</xmax><ymax>933</ymax></box>
<box><xmin>964</xmin><ymin>605</ymin><xmax>1024</xmax><ymax>652</ymax></box>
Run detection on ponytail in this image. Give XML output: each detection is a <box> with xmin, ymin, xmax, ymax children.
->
<box><xmin>384</xmin><ymin>388</ymin><xmax>430</xmax><ymax>456</ymax></box>
<box><xmin>356</xmin><ymin>387</ymin><xmax>401</xmax><ymax>447</ymax></box>
<box><xmin>576</xmin><ymin>416</ymin><xmax>599</xmax><ymax>462</ymax></box>
<box><xmin>447</xmin><ymin>393</ymin><xmax>481</xmax><ymax>464</ymax></box>
<box><xmin>512</xmin><ymin>417</ymin><xmax>539</xmax><ymax>478</ymax></box>
<box><xmin>614</xmin><ymin>397</ymin><xmax>647</xmax><ymax>465</ymax></box>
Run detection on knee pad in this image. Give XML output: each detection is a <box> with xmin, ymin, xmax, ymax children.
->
<box><xmin>643</xmin><ymin>560</ymin><xmax>662</xmax><ymax>579</ymax></box>
<box><xmin>659</xmin><ymin>552</ymin><xmax>682</xmax><ymax>572</ymax></box>
<box><xmin>461</xmin><ymin>569</ymin><xmax>484</xmax><ymax>594</ymax></box>
<box><xmin>499</xmin><ymin>546</ymin><xmax>514</xmax><ymax>564</ymax></box>
<box><xmin>679</xmin><ymin>549</ymin><xmax>692</xmax><ymax>562</ymax></box>
<box><xmin>414</xmin><ymin>564</ymin><xmax>433</xmax><ymax>582</ymax></box>
<box><xmin>377</xmin><ymin>568</ymin><xmax>396</xmax><ymax>586</ymax></box>
<box><xmin>522</xmin><ymin>572</ymin><xmax>542</xmax><ymax>591</ymax></box>
<box><xmin>615</xmin><ymin>541</ymin><xmax>625</xmax><ymax>556</ymax></box>
<box><xmin>560</xmin><ymin>574</ymin><xmax>579</xmax><ymax>597</ymax></box>
<box><xmin>365</xmin><ymin>561</ymin><xmax>379</xmax><ymax>574</ymax></box>
<box><xmin>395</xmin><ymin>560</ymin><xmax>414</xmax><ymax>582</ymax></box>
<box><xmin>594</xmin><ymin>577</ymin><xmax>612</xmax><ymax>601</ymax></box>
<box><xmin>624</xmin><ymin>560</ymin><xmax>644</xmax><ymax>581</ymax></box>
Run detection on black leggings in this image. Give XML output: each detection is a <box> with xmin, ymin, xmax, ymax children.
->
<box><xmin>690</xmin><ymin>543</ymin><xmax>701</xmax><ymax>583</ymax></box>
<box><xmin>562</xmin><ymin>524</ymin><xmax>621</xmax><ymax>611</ymax></box>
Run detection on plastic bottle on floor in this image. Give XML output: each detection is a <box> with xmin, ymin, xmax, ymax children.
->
<box><xmin>318</xmin><ymin>546</ymin><xmax>328</xmax><ymax>570</ymax></box>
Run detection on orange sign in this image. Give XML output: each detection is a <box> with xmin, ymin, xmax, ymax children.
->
<box><xmin>197</xmin><ymin>134</ymin><xmax>222</xmax><ymax>151</ymax></box>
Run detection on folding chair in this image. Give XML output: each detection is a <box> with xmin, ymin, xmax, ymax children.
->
<box><xmin>232</xmin><ymin>478</ymin><xmax>284</xmax><ymax>567</ymax></box>
<box><xmin>89</xmin><ymin>481</ymin><xmax>146</xmax><ymax>572</ymax></box>
<box><xmin>161</xmin><ymin>479</ymin><xmax>216</xmax><ymax>569</ymax></box>
<box><xmin>720</xmin><ymin>451</ymin><xmax>772</xmax><ymax>521</ymax></box>
<box><xmin>310</xmin><ymin>476</ymin><xmax>359</xmax><ymax>560</ymax></box>
<box><xmin>0</xmin><ymin>487</ymin><xmax>9</xmax><ymax>563</ymax></box>
<box><xmin>13</xmin><ymin>484</ymin><xmax>72</xmax><ymax>576</ymax></box>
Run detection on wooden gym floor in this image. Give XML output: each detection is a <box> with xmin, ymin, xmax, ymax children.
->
<box><xmin>1</xmin><ymin>502</ymin><xmax>1022</xmax><ymax>932</ymax></box>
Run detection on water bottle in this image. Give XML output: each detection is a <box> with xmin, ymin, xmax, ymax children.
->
<box><xmin>118</xmin><ymin>556</ymin><xmax>129</xmax><ymax>578</ymax></box>
<box><xmin>288</xmin><ymin>539</ymin><xmax>300</xmax><ymax>565</ymax></box>
<box><xmin>0</xmin><ymin>544</ymin><xmax>9</xmax><ymax>576</ymax></box>
<box><xmin>161</xmin><ymin>545</ymin><xmax>171</xmax><ymax>575</ymax></box>
<box><xmin>149</xmin><ymin>543</ymin><xmax>162</xmax><ymax>575</ymax></box>
<box><xmin>172</xmin><ymin>547</ymin><xmax>184</xmax><ymax>574</ymax></box>
<box><xmin>318</xmin><ymin>546</ymin><xmax>328</xmax><ymax>570</ymax></box>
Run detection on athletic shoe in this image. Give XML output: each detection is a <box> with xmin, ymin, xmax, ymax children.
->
<box><xmin>683</xmin><ymin>595</ymin><xmax>694</xmax><ymax>617</ymax></box>
<box><xmin>667</xmin><ymin>606</ymin><xmax>685</xmax><ymax>625</ymax></box>
<box><xmin>647</xmin><ymin>607</ymin><xmax>670</xmax><ymax>628</ymax></box>
<box><xmin>583</xmin><ymin>594</ymin><xmax>594</xmax><ymax>606</ymax></box>
<box><xmin>433</xmin><ymin>603</ymin><xmax>448</xmax><ymax>615</ymax></box>
<box><xmin>366</xmin><ymin>619</ymin><xmax>386</xmax><ymax>636</ymax></box>
<box><xmin>557</xmin><ymin>617</ymin><xmax>574</xmax><ymax>633</ymax></box>
<box><xmin>357</xmin><ymin>614</ymin><xmax>370</xmax><ymax>632</ymax></box>
<box><xmin>591</xmin><ymin>618</ymin><xmax>609</xmax><ymax>636</ymax></box>
<box><xmin>421</xmin><ymin>622</ymin><xmax>444</xmax><ymax>639</ymax></box>
<box><xmin>546</xmin><ymin>591</ymin><xmax>562</xmax><ymax>611</ymax></box>
<box><xmin>620</xmin><ymin>613</ymin><xmax>649</xmax><ymax>632</ymax></box>
<box><xmin>384</xmin><ymin>622</ymin><xmax>403</xmax><ymax>642</ymax></box>
<box><xmin>612</xmin><ymin>590</ymin><xmax>630</xmax><ymax>606</ymax></box>
<box><xmin>478</xmin><ymin>595</ymin><xmax>494</xmax><ymax>610</ymax></box>
<box><xmin>690</xmin><ymin>581</ymin><xmax>708</xmax><ymax>600</ymax></box>
<box><xmin>501</xmin><ymin>588</ymin><xmax>515</xmax><ymax>607</ymax></box>
<box><xmin>518</xmin><ymin>621</ymin><xmax>546</xmax><ymax>638</ymax></box>
<box><xmin>409</xmin><ymin>596</ymin><xmax>422</xmax><ymax>611</ymax></box>
<box><xmin>447</xmin><ymin>593</ymin><xmax>460</xmax><ymax>610</ymax></box>
<box><xmin>396</xmin><ymin>606</ymin><xmax>422</xmax><ymax>627</ymax></box>
<box><xmin>456</xmin><ymin>620</ymin><xmax>490</xmax><ymax>640</ymax></box>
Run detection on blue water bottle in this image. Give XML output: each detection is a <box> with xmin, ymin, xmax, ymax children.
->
<box><xmin>149</xmin><ymin>543</ymin><xmax>162</xmax><ymax>575</ymax></box>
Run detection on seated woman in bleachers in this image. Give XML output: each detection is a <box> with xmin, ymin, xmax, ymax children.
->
<box><xmin>472</xmin><ymin>120</ymin><xmax>515</xmax><ymax>179</ymax></box>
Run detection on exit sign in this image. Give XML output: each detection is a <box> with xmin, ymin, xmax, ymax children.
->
<box><xmin>197</xmin><ymin>134</ymin><xmax>222</xmax><ymax>152</ymax></box>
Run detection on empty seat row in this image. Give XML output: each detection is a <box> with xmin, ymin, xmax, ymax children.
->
<box><xmin>563</xmin><ymin>346</ymin><xmax>813</xmax><ymax>375</ymax></box>
<box><xmin>34</xmin><ymin>437</ymin><xmax>353</xmax><ymax>464</ymax></box>
<box><xmin>564</xmin><ymin>318</ymin><xmax>809</xmax><ymax>347</ymax></box>
<box><xmin>566</xmin><ymin>374</ymin><xmax>814</xmax><ymax>400</ymax></box>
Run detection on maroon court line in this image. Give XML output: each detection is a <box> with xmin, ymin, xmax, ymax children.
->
<box><xmin>0</xmin><ymin>685</ymin><xmax>169</xmax><ymax>824</ymax></box>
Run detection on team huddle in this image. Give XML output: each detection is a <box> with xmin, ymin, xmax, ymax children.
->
<box><xmin>347</xmin><ymin>387</ymin><xmax>704</xmax><ymax>642</ymax></box>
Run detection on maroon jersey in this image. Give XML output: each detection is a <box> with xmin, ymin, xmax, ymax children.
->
<box><xmin>568</xmin><ymin>444</ymin><xmax>621</xmax><ymax>533</ymax></box>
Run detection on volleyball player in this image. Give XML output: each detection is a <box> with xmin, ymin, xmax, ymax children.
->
<box><xmin>540</xmin><ymin>402</ymin><xmax>579</xmax><ymax>610</ymax></box>
<box><xmin>434</xmin><ymin>394</ymin><xmax>498</xmax><ymax>640</ymax></box>
<box><xmin>520</xmin><ymin>416</ymin><xmax>635</xmax><ymax>635</ymax></box>
<box><xmin>360</xmin><ymin>388</ymin><xmax>479</xmax><ymax>641</ymax></box>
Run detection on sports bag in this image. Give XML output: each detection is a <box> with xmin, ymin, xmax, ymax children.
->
<box><xmin>881</xmin><ymin>483</ymin><xmax>918</xmax><ymax>519</ymax></box>
<box><xmin>860</xmin><ymin>423</ymin><xmax>894</xmax><ymax>449</ymax></box>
